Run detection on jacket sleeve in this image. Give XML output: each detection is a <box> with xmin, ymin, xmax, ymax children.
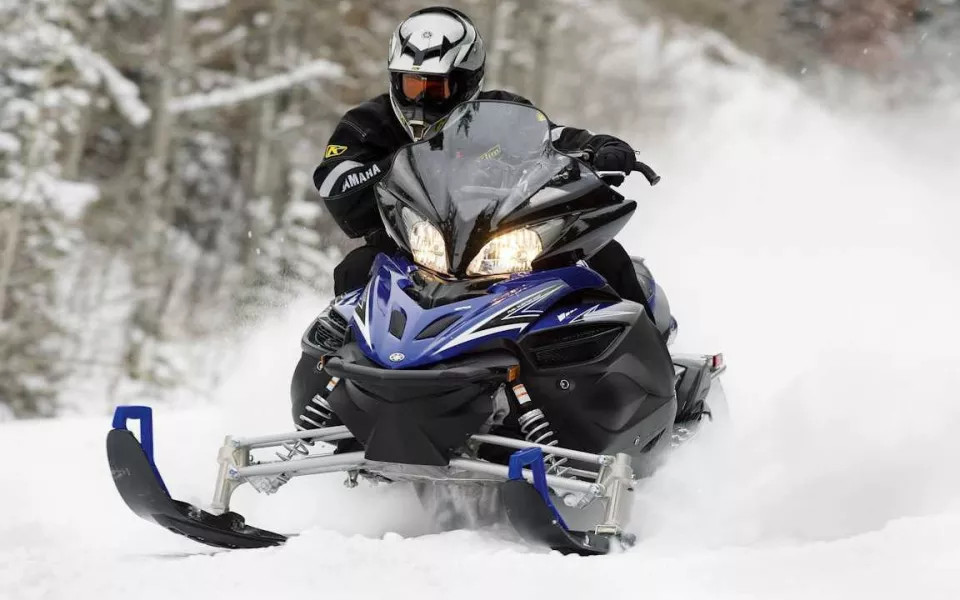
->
<box><xmin>312</xmin><ymin>117</ymin><xmax>394</xmax><ymax>238</ymax></box>
<box><xmin>548</xmin><ymin>120</ymin><xmax>626</xmax><ymax>154</ymax></box>
<box><xmin>550</xmin><ymin>126</ymin><xmax>595</xmax><ymax>152</ymax></box>
<box><xmin>313</xmin><ymin>121</ymin><xmax>391</xmax><ymax>202</ymax></box>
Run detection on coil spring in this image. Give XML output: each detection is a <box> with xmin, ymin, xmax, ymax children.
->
<box><xmin>513</xmin><ymin>384</ymin><xmax>569</xmax><ymax>476</ymax></box>
<box><xmin>300</xmin><ymin>392</ymin><xmax>336</xmax><ymax>428</ymax></box>
<box><xmin>282</xmin><ymin>377</ymin><xmax>340</xmax><ymax>461</ymax></box>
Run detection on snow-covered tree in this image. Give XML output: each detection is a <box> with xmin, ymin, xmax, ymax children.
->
<box><xmin>0</xmin><ymin>0</ymin><xmax>117</xmax><ymax>416</ymax></box>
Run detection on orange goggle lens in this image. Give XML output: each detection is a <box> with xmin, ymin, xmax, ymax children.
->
<box><xmin>401</xmin><ymin>74</ymin><xmax>452</xmax><ymax>101</ymax></box>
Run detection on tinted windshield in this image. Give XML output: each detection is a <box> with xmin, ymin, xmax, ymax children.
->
<box><xmin>415</xmin><ymin>101</ymin><xmax>568</xmax><ymax>220</ymax></box>
<box><xmin>381</xmin><ymin>100</ymin><xmax>573</xmax><ymax>274</ymax></box>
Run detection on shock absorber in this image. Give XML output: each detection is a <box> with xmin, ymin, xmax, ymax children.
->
<box><xmin>283</xmin><ymin>375</ymin><xmax>341</xmax><ymax>460</ymax></box>
<box><xmin>299</xmin><ymin>376</ymin><xmax>340</xmax><ymax>428</ymax></box>
<box><xmin>511</xmin><ymin>382</ymin><xmax>569</xmax><ymax>476</ymax></box>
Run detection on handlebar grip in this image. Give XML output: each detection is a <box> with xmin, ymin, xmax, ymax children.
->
<box><xmin>635</xmin><ymin>160</ymin><xmax>661</xmax><ymax>186</ymax></box>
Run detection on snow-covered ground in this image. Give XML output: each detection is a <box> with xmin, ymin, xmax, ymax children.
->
<box><xmin>3</xmin><ymin>68</ymin><xmax>960</xmax><ymax>598</ymax></box>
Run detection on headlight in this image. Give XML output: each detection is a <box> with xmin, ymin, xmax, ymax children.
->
<box><xmin>467</xmin><ymin>228</ymin><xmax>542</xmax><ymax>276</ymax></box>
<box><xmin>402</xmin><ymin>208</ymin><xmax>448</xmax><ymax>274</ymax></box>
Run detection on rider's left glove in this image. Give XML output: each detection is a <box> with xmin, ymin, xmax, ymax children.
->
<box><xmin>588</xmin><ymin>136</ymin><xmax>636</xmax><ymax>174</ymax></box>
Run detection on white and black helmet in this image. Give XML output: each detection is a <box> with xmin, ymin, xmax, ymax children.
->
<box><xmin>387</xmin><ymin>7</ymin><xmax>485</xmax><ymax>141</ymax></box>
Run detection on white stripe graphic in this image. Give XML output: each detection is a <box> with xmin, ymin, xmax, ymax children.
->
<box><xmin>436</xmin><ymin>283</ymin><xmax>563</xmax><ymax>353</ymax></box>
<box><xmin>319</xmin><ymin>160</ymin><xmax>363</xmax><ymax>197</ymax></box>
<box><xmin>352</xmin><ymin>285</ymin><xmax>373</xmax><ymax>346</ymax></box>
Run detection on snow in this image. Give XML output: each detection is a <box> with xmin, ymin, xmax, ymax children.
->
<box><xmin>168</xmin><ymin>59</ymin><xmax>344</xmax><ymax>114</ymax></box>
<box><xmin>3</xmin><ymin>50</ymin><xmax>960</xmax><ymax>600</ymax></box>
<box><xmin>0</xmin><ymin>132</ymin><xmax>20</xmax><ymax>153</ymax></box>
<box><xmin>176</xmin><ymin>0</ymin><xmax>229</xmax><ymax>13</ymax></box>
<box><xmin>44</xmin><ymin>179</ymin><xmax>99</xmax><ymax>220</ymax></box>
<box><xmin>66</xmin><ymin>45</ymin><xmax>151</xmax><ymax>127</ymax></box>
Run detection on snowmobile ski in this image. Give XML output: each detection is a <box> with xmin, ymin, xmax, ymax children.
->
<box><xmin>107</xmin><ymin>406</ymin><xmax>287</xmax><ymax>549</ymax></box>
<box><xmin>501</xmin><ymin>448</ymin><xmax>630</xmax><ymax>555</ymax></box>
<box><xmin>502</xmin><ymin>480</ymin><xmax>614</xmax><ymax>555</ymax></box>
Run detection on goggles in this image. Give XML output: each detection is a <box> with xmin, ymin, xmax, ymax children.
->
<box><xmin>400</xmin><ymin>73</ymin><xmax>452</xmax><ymax>101</ymax></box>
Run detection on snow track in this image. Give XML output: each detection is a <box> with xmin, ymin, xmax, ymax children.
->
<box><xmin>3</xmin><ymin>70</ymin><xmax>960</xmax><ymax>598</ymax></box>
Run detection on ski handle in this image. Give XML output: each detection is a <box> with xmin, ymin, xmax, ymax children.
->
<box><xmin>566</xmin><ymin>149</ymin><xmax>661</xmax><ymax>187</ymax></box>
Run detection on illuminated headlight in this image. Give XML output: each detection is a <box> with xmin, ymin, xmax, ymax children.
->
<box><xmin>402</xmin><ymin>208</ymin><xmax>448</xmax><ymax>274</ymax></box>
<box><xmin>467</xmin><ymin>229</ymin><xmax>542</xmax><ymax>276</ymax></box>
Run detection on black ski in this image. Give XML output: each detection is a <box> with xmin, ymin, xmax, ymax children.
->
<box><xmin>501</xmin><ymin>479</ymin><xmax>617</xmax><ymax>555</ymax></box>
<box><xmin>107</xmin><ymin>427</ymin><xmax>287</xmax><ymax>550</ymax></box>
<box><xmin>499</xmin><ymin>447</ymin><xmax>623</xmax><ymax>556</ymax></box>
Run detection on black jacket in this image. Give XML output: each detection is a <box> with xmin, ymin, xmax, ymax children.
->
<box><xmin>313</xmin><ymin>90</ymin><xmax>609</xmax><ymax>239</ymax></box>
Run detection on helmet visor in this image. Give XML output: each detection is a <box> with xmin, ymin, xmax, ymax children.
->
<box><xmin>400</xmin><ymin>74</ymin><xmax>452</xmax><ymax>102</ymax></box>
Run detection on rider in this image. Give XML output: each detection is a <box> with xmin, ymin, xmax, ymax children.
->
<box><xmin>290</xmin><ymin>6</ymin><xmax>653</xmax><ymax>431</ymax></box>
<box><xmin>313</xmin><ymin>6</ymin><xmax>649</xmax><ymax>305</ymax></box>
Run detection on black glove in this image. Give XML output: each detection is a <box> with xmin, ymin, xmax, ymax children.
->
<box><xmin>587</xmin><ymin>135</ymin><xmax>635</xmax><ymax>174</ymax></box>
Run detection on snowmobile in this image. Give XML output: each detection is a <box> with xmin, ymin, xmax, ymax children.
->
<box><xmin>105</xmin><ymin>100</ymin><xmax>727</xmax><ymax>556</ymax></box>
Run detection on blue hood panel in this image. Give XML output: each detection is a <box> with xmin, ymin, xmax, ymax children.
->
<box><xmin>343</xmin><ymin>254</ymin><xmax>608</xmax><ymax>368</ymax></box>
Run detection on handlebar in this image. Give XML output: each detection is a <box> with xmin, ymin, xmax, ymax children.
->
<box><xmin>568</xmin><ymin>150</ymin><xmax>661</xmax><ymax>187</ymax></box>
<box><xmin>634</xmin><ymin>161</ymin><xmax>661</xmax><ymax>186</ymax></box>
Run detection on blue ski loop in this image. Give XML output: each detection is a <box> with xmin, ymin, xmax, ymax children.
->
<box><xmin>508</xmin><ymin>447</ymin><xmax>568</xmax><ymax>530</ymax></box>
<box><xmin>112</xmin><ymin>405</ymin><xmax>169</xmax><ymax>494</ymax></box>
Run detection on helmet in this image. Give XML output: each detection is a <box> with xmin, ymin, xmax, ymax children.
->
<box><xmin>387</xmin><ymin>7</ymin><xmax>485</xmax><ymax>141</ymax></box>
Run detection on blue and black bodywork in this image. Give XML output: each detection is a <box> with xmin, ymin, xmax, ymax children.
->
<box><xmin>313</xmin><ymin>254</ymin><xmax>678</xmax><ymax>469</ymax></box>
<box><xmin>301</xmin><ymin>100</ymin><xmax>681</xmax><ymax>474</ymax></box>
